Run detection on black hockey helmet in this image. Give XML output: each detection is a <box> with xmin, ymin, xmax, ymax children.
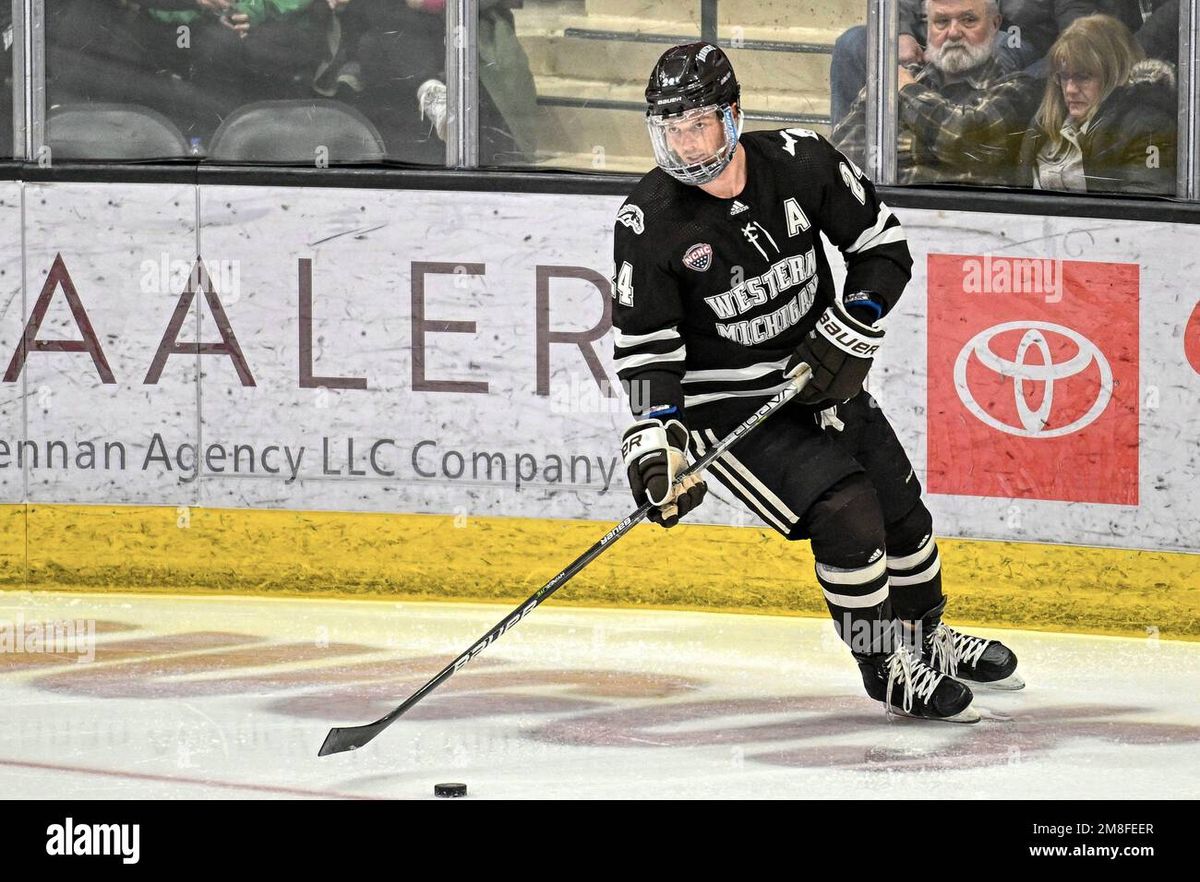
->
<box><xmin>644</xmin><ymin>42</ymin><xmax>743</xmax><ymax>185</ymax></box>
<box><xmin>645</xmin><ymin>42</ymin><xmax>741</xmax><ymax>116</ymax></box>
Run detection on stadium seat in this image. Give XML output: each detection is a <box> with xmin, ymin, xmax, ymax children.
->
<box><xmin>208</xmin><ymin>100</ymin><xmax>387</xmax><ymax>164</ymax></box>
<box><xmin>46</xmin><ymin>103</ymin><xmax>190</xmax><ymax>160</ymax></box>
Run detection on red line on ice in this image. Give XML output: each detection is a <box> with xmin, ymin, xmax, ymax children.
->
<box><xmin>0</xmin><ymin>758</ymin><xmax>386</xmax><ymax>800</ymax></box>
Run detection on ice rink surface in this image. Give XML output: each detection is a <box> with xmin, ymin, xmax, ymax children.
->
<box><xmin>2</xmin><ymin>592</ymin><xmax>1198</xmax><ymax>800</ymax></box>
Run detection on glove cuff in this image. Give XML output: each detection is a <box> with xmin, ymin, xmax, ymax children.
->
<box><xmin>818</xmin><ymin>301</ymin><xmax>885</xmax><ymax>358</ymax></box>
<box><xmin>621</xmin><ymin>417</ymin><xmax>689</xmax><ymax>467</ymax></box>
<box><xmin>661</xmin><ymin>418</ymin><xmax>690</xmax><ymax>454</ymax></box>
<box><xmin>621</xmin><ymin>420</ymin><xmax>667</xmax><ymax>470</ymax></box>
<box><xmin>842</xmin><ymin>290</ymin><xmax>885</xmax><ymax>324</ymax></box>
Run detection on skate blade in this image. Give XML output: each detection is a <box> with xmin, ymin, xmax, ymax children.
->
<box><xmin>888</xmin><ymin>704</ymin><xmax>982</xmax><ymax>724</ymax></box>
<box><xmin>959</xmin><ymin>671</ymin><xmax>1025</xmax><ymax>691</ymax></box>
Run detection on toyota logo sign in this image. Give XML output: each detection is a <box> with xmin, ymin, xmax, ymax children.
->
<box><xmin>954</xmin><ymin>321</ymin><xmax>1113</xmax><ymax>438</ymax></box>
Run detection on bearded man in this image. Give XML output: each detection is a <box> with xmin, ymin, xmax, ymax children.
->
<box><xmin>834</xmin><ymin>0</ymin><xmax>1044</xmax><ymax>186</ymax></box>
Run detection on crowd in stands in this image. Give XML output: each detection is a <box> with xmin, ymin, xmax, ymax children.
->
<box><xmin>1</xmin><ymin>0</ymin><xmax>1187</xmax><ymax>195</ymax></box>
<box><xmin>40</xmin><ymin>0</ymin><xmax>538</xmax><ymax>165</ymax></box>
<box><xmin>832</xmin><ymin>0</ymin><xmax>1180</xmax><ymax>194</ymax></box>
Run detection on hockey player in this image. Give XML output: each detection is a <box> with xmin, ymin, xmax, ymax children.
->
<box><xmin>613</xmin><ymin>42</ymin><xmax>1023</xmax><ymax>722</ymax></box>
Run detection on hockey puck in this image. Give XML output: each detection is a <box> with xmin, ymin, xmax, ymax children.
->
<box><xmin>434</xmin><ymin>782</ymin><xmax>467</xmax><ymax>798</ymax></box>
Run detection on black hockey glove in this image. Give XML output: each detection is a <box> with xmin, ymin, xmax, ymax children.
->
<box><xmin>621</xmin><ymin>415</ymin><xmax>706</xmax><ymax>528</ymax></box>
<box><xmin>785</xmin><ymin>291</ymin><xmax>886</xmax><ymax>407</ymax></box>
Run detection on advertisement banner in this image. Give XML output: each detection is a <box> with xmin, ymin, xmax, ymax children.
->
<box><xmin>0</xmin><ymin>183</ymin><xmax>1198</xmax><ymax>553</ymax></box>
<box><xmin>925</xmin><ymin>254</ymin><xmax>1139</xmax><ymax>505</ymax></box>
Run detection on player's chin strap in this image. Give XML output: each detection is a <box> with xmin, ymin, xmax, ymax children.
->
<box><xmin>317</xmin><ymin>365</ymin><xmax>814</xmax><ymax>757</ymax></box>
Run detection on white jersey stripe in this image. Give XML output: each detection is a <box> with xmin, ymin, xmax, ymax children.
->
<box><xmin>705</xmin><ymin>429</ymin><xmax>800</xmax><ymax>525</ymax></box>
<box><xmin>684</xmin><ymin>379</ymin><xmax>795</xmax><ymax>409</ymax></box>
<box><xmin>682</xmin><ymin>358</ymin><xmax>789</xmax><ymax>383</ymax></box>
<box><xmin>614</xmin><ymin>345</ymin><xmax>686</xmax><ymax>373</ymax></box>
<box><xmin>845</xmin><ymin>205</ymin><xmax>901</xmax><ymax>254</ymax></box>
<box><xmin>614</xmin><ymin>327</ymin><xmax>681</xmax><ymax>348</ymax></box>
<box><xmin>852</xmin><ymin>225</ymin><xmax>907</xmax><ymax>254</ymax></box>
<box><xmin>844</xmin><ymin>204</ymin><xmax>894</xmax><ymax>253</ymax></box>
<box><xmin>691</xmin><ymin>430</ymin><xmax>791</xmax><ymax>533</ymax></box>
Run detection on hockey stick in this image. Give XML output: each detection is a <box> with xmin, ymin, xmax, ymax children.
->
<box><xmin>317</xmin><ymin>365</ymin><xmax>812</xmax><ymax>757</ymax></box>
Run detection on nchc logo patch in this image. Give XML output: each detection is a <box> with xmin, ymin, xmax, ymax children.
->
<box><xmin>682</xmin><ymin>242</ymin><xmax>713</xmax><ymax>272</ymax></box>
<box><xmin>926</xmin><ymin>253</ymin><xmax>1139</xmax><ymax>506</ymax></box>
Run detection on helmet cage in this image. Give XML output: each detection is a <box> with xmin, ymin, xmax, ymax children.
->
<box><xmin>646</xmin><ymin>102</ymin><xmax>743</xmax><ymax>186</ymax></box>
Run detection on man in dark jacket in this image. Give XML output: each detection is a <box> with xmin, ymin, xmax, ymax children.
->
<box><xmin>830</xmin><ymin>0</ymin><xmax>1095</xmax><ymax>125</ymax></box>
<box><xmin>1132</xmin><ymin>0</ymin><xmax>1179</xmax><ymax>64</ymax></box>
<box><xmin>833</xmin><ymin>0</ymin><xmax>1043</xmax><ymax>187</ymax></box>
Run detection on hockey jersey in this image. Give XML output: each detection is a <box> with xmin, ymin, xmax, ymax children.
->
<box><xmin>612</xmin><ymin>128</ymin><xmax>913</xmax><ymax>425</ymax></box>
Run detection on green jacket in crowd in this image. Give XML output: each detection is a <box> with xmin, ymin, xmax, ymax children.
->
<box><xmin>149</xmin><ymin>0</ymin><xmax>313</xmax><ymax>27</ymax></box>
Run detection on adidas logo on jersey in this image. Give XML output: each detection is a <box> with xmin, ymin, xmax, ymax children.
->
<box><xmin>730</xmin><ymin>200</ymin><xmax>749</xmax><ymax>216</ymax></box>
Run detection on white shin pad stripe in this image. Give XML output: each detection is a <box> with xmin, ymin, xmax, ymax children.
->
<box><xmin>815</xmin><ymin>557</ymin><xmax>888</xmax><ymax>586</ymax></box>
<box><xmin>887</xmin><ymin>535</ymin><xmax>937</xmax><ymax>571</ymax></box>
<box><xmin>821</xmin><ymin>583</ymin><xmax>890</xmax><ymax>610</ymax></box>
<box><xmin>888</xmin><ymin>556</ymin><xmax>942</xmax><ymax>587</ymax></box>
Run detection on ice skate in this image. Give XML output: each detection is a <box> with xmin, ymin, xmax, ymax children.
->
<box><xmin>916</xmin><ymin>600</ymin><xmax>1024</xmax><ymax>690</ymax></box>
<box><xmin>855</xmin><ymin>644</ymin><xmax>981</xmax><ymax>723</ymax></box>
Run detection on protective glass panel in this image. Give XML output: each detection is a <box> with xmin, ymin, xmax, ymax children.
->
<box><xmin>42</xmin><ymin>0</ymin><xmax>439</xmax><ymax>165</ymax></box>
<box><xmin>830</xmin><ymin>0</ymin><xmax>1181</xmax><ymax>195</ymax></box>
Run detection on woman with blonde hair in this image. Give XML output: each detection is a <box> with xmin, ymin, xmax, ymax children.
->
<box><xmin>1017</xmin><ymin>14</ymin><xmax>1177</xmax><ymax>195</ymax></box>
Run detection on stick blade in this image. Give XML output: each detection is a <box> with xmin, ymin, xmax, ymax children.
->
<box><xmin>318</xmin><ymin>722</ymin><xmax>388</xmax><ymax>757</ymax></box>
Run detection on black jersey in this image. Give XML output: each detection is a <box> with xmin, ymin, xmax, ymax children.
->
<box><xmin>612</xmin><ymin>128</ymin><xmax>913</xmax><ymax>425</ymax></box>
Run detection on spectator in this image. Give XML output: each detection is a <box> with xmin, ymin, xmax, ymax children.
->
<box><xmin>47</xmin><ymin>0</ymin><xmax>328</xmax><ymax>149</ymax></box>
<box><xmin>153</xmin><ymin>0</ymin><xmax>328</xmax><ymax>138</ymax></box>
<box><xmin>829</xmin><ymin>0</ymin><xmax>1095</xmax><ymax>126</ymax></box>
<box><xmin>1133</xmin><ymin>0</ymin><xmax>1179</xmax><ymax>64</ymax></box>
<box><xmin>1094</xmin><ymin>0</ymin><xmax>1145</xmax><ymax>31</ymax></box>
<box><xmin>47</xmin><ymin>0</ymin><xmax>197</xmax><ymax>142</ymax></box>
<box><xmin>1016</xmin><ymin>14</ymin><xmax>1176</xmax><ymax>195</ymax></box>
<box><xmin>833</xmin><ymin>0</ymin><xmax>1043</xmax><ymax>187</ymax></box>
<box><xmin>334</xmin><ymin>0</ymin><xmax>537</xmax><ymax>165</ymax></box>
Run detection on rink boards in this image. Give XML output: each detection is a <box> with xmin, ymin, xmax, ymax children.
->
<box><xmin>0</xmin><ymin>181</ymin><xmax>1197</xmax><ymax>636</ymax></box>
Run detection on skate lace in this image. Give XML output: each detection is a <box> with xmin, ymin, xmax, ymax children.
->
<box><xmin>927</xmin><ymin>623</ymin><xmax>959</xmax><ymax>677</ymax></box>
<box><xmin>928</xmin><ymin>622</ymin><xmax>992</xmax><ymax>675</ymax></box>
<box><xmin>884</xmin><ymin>646</ymin><xmax>944</xmax><ymax>718</ymax></box>
<box><xmin>946</xmin><ymin>626</ymin><xmax>990</xmax><ymax>668</ymax></box>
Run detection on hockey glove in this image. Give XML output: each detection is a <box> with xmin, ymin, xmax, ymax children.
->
<box><xmin>621</xmin><ymin>416</ymin><xmax>706</xmax><ymax>528</ymax></box>
<box><xmin>785</xmin><ymin>291</ymin><xmax>886</xmax><ymax>407</ymax></box>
